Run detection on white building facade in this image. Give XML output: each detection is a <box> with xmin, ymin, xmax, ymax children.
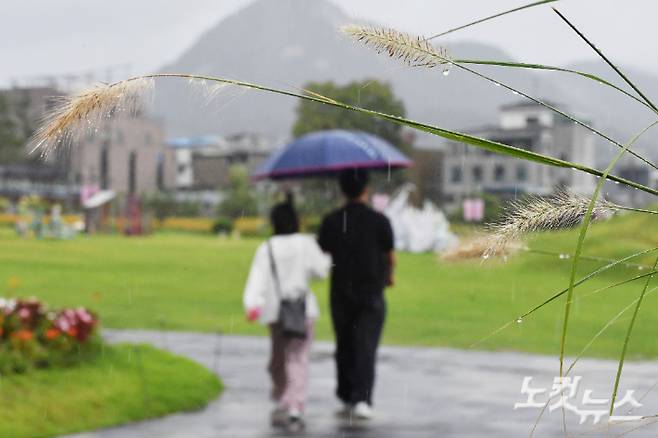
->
<box><xmin>442</xmin><ymin>101</ymin><xmax>596</xmax><ymax>208</ymax></box>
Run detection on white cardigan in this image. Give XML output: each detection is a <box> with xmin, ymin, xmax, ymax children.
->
<box><xmin>243</xmin><ymin>233</ymin><xmax>330</xmax><ymax>325</ymax></box>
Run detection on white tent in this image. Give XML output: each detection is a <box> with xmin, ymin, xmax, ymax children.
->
<box><xmin>384</xmin><ymin>185</ymin><xmax>458</xmax><ymax>253</ymax></box>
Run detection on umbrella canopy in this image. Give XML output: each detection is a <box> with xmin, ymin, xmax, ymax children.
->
<box><xmin>252</xmin><ymin>129</ymin><xmax>412</xmax><ymax>180</ymax></box>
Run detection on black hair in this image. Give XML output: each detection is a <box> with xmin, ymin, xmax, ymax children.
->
<box><xmin>270</xmin><ymin>198</ymin><xmax>299</xmax><ymax>235</ymax></box>
<box><xmin>339</xmin><ymin>168</ymin><xmax>369</xmax><ymax>200</ymax></box>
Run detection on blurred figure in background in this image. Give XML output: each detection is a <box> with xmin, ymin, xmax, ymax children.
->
<box><xmin>243</xmin><ymin>197</ymin><xmax>330</xmax><ymax>432</ymax></box>
<box><xmin>318</xmin><ymin>169</ymin><xmax>395</xmax><ymax>420</ymax></box>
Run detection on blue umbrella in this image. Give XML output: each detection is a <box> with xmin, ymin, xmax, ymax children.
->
<box><xmin>252</xmin><ymin>129</ymin><xmax>412</xmax><ymax>180</ymax></box>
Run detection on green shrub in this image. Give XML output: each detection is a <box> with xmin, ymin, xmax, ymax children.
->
<box><xmin>212</xmin><ymin>217</ymin><xmax>234</xmax><ymax>234</ymax></box>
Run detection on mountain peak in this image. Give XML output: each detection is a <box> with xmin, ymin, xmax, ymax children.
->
<box><xmin>153</xmin><ymin>0</ymin><xmax>658</xmax><ymax>162</ymax></box>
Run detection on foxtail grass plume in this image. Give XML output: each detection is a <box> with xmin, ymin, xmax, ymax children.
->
<box><xmin>187</xmin><ymin>78</ymin><xmax>234</xmax><ymax>106</ymax></box>
<box><xmin>30</xmin><ymin>78</ymin><xmax>154</xmax><ymax>157</ymax></box>
<box><xmin>485</xmin><ymin>192</ymin><xmax>617</xmax><ymax>258</ymax></box>
<box><xmin>342</xmin><ymin>25</ymin><xmax>452</xmax><ymax>68</ymax></box>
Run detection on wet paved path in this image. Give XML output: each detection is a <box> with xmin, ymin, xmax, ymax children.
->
<box><xmin>64</xmin><ymin>330</ymin><xmax>658</xmax><ymax>437</ymax></box>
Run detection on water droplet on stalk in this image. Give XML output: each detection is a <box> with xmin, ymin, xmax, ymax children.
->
<box><xmin>516</xmin><ymin>317</ymin><xmax>523</xmax><ymax>324</ymax></box>
<box><xmin>442</xmin><ymin>68</ymin><xmax>450</xmax><ymax>77</ymax></box>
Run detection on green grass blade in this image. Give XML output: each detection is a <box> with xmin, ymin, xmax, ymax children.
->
<box><xmin>427</xmin><ymin>0</ymin><xmax>559</xmax><ymax>40</ymax></box>
<box><xmin>553</xmin><ymin>8</ymin><xmax>658</xmax><ymax>114</ymax></box>
<box><xmin>558</xmin><ymin>121</ymin><xmax>658</xmax><ymax>380</ymax></box>
<box><xmin>577</xmin><ymin>271</ymin><xmax>658</xmax><ymax>302</ymax></box>
<box><xmin>456</xmin><ymin>59</ymin><xmax>654</xmax><ymax>115</ymax></box>
<box><xmin>610</xmin><ymin>256</ymin><xmax>658</xmax><ymax>415</ymax></box>
<box><xmin>349</xmin><ymin>28</ymin><xmax>657</xmax><ymax>170</ymax></box>
<box><xmin>449</xmin><ymin>61</ymin><xmax>657</xmax><ymax>171</ymax></box>
<box><xmin>532</xmin><ymin>283</ymin><xmax>658</xmax><ymax>437</ymax></box>
<box><xmin>613</xmin><ymin>205</ymin><xmax>658</xmax><ymax>216</ymax></box>
<box><xmin>128</xmin><ymin>74</ymin><xmax>658</xmax><ymax>196</ymax></box>
<box><xmin>567</xmin><ymin>285</ymin><xmax>658</xmax><ymax>375</ymax></box>
<box><xmin>470</xmin><ymin>247</ymin><xmax>658</xmax><ymax>347</ymax></box>
<box><xmin>529</xmin><ymin>248</ymin><xmax>655</xmax><ymax>270</ymax></box>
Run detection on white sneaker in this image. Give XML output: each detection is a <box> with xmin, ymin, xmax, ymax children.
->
<box><xmin>287</xmin><ymin>410</ymin><xmax>305</xmax><ymax>433</ymax></box>
<box><xmin>352</xmin><ymin>402</ymin><xmax>373</xmax><ymax>420</ymax></box>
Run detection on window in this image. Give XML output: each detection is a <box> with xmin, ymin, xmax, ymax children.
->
<box><xmin>145</xmin><ymin>132</ymin><xmax>152</xmax><ymax>146</ymax></box>
<box><xmin>451</xmin><ymin>166</ymin><xmax>462</xmax><ymax>183</ymax></box>
<box><xmin>116</xmin><ymin>130</ymin><xmax>124</xmax><ymax>145</ymax></box>
<box><xmin>128</xmin><ymin>151</ymin><xmax>137</xmax><ymax>194</ymax></box>
<box><xmin>516</xmin><ymin>164</ymin><xmax>527</xmax><ymax>182</ymax></box>
<box><xmin>99</xmin><ymin>143</ymin><xmax>109</xmax><ymax>190</ymax></box>
<box><xmin>494</xmin><ymin>165</ymin><xmax>505</xmax><ymax>182</ymax></box>
<box><xmin>526</xmin><ymin>116</ymin><xmax>539</xmax><ymax>126</ymax></box>
<box><xmin>156</xmin><ymin>153</ymin><xmax>165</xmax><ymax>191</ymax></box>
<box><xmin>472</xmin><ymin>166</ymin><xmax>483</xmax><ymax>183</ymax></box>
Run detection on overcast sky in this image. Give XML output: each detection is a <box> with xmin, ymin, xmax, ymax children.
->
<box><xmin>1</xmin><ymin>0</ymin><xmax>655</xmax><ymax>87</ymax></box>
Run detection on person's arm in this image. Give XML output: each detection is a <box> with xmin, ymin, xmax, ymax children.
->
<box><xmin>386</xmin><ymin>251</ymin><xmax>396</xmax><ymax>287</ymax></box>
<box><xmin>317</xmin><ymin>216</ymin><xmax>331</xmax><ymax>254</ymax></box>
<box><xmin>243</xmin><ymin>244</ymin><xmax>266</xmax><ymax>322</ymax></box>
<box><xmin>307</xmin><ymin>237</ymin><xmax>331</xmax><ymax>280</ymax></box>
<box><xmin>381</xmin><ymin>215</ymin><xmax>396</xmax><ymax>288</ymax></box>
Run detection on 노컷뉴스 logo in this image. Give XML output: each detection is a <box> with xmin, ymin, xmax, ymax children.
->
<box><xmin>514</xmin><ymin>376</ymin><xmax>643</xmax><ymax>425</ymax></box>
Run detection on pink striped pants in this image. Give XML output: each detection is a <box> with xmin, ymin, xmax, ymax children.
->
<box><xmin>268</xmin><ymin>320</ymin><xmax>314</xmax><ymax>412</ymax></box>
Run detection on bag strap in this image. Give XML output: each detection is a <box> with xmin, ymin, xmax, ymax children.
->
<box><xmin>266</xmin><ymin>240</ymin><xmax>282</xmax><ymax>299</ymax></box>
<box><xmin>266</xmin><ymin>239</ymin><xmax>308</xmax><ymax>300</ymax></box>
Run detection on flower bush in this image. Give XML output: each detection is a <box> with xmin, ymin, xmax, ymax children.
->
<box><xmin>0</xmin><ymin>297</ymin><xmax>100</xmax><ymax>374</ymax></box>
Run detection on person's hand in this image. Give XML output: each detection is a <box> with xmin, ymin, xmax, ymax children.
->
<box><xmin>246</xmin><ymin>307</ymin><xmax>261</xmax><ymax>322</ymax></box>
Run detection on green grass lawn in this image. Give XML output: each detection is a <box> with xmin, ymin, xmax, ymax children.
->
<box><xmin>0</xmin><ymin>344</ymin><xmax>221</xmax><ymax>438</ymax></box>
<box><xmin>0</xmin><ymin>211</ymin><xmax>656</xmax><ymax>359</ymax></box>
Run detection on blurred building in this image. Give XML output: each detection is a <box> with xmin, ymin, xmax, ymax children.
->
<box><xmin>1</xmin><ymin>85</ymin><xmax>176</xmax><ymax>205</ymax></box>
<box><xmin>604</xmin><ymin>154</ymin><xmax>658</xmax><ymax>206</ymax></box>
<box><xmin>442</xmin><ymin>101</ymin><xmax>596</xmax><ymax>209</ymax></box>
<box><xmin>0</xmin><ymin>86</ymin><xmax>75</xmax><ymax>201</ymax></box>
<box><xmin>168</xmin><ymin>132</ymin><xmax>273</xmax><ymax>191</ymax></box>
<box><xmin>69</xmin><ymin>117</ymin><xmax>176</xmax><ymax>196</ymax></box>
<box><xmin>405</xmin><ymin>130</ymin><xmax>444</xmax><ymax>206</ymax></box>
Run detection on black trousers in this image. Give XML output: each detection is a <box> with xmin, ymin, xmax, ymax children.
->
<box><xmin>330</xmin><ymin>292</ymin><xmax>386</xmax><ymax>405</ymax></box>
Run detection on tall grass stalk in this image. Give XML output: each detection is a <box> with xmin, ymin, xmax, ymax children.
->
<box><xmin>558</xmin><ymin>121</ymin><xmax>658</xmax><ymax>378</ymax></box>
<box><xmin>30</xmin><ymin>3</ymin><xmax>658</xmax><ymax>433</ymax></box>
<box><xmin>427</xmin><ymin>0</ymin><xmax>559</xmax><ymax>40</ymax></box>
<box><xmin>610</xmin><ymin>256</ymin><xmax>658</xmax><ymax>415</ymax></box>
<box><xmin>552</xmin><ymin>8</ymin><xmax>658</xmax><ymax>114</ymax></box>
<box><xmin>344</xmin><ymin>25</ymin><xmax>657</xmax><ymax>170</ymax></box>
<box><xmin>31</xmin><ymin>73</ymin><xmax>658</xmax><ymax>197</ymax></box>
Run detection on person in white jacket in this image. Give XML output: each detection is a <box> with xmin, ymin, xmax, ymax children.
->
<box><xmin>243</xmin><ymin>200</ymin><xmax>330</xmax><ymax>431</ymax></box>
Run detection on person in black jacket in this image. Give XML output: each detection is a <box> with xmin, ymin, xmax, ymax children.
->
<box><xmin>318</xmin><ymin>168</ymin><xmax>395</xmax><ymax>420</ymax></box>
